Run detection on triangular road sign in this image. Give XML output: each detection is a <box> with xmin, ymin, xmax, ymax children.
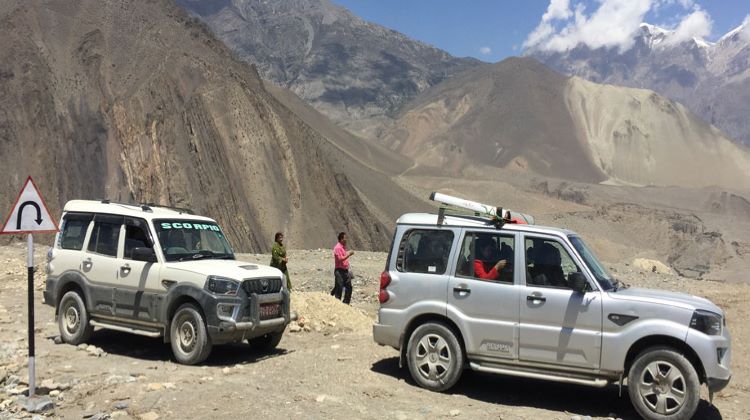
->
<box><xmin>1</xmin><ymin>176</ymin><xmax>59</xmax><ymax>234</ymax></box>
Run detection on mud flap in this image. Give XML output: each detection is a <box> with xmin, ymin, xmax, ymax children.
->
<box><xmin>618</xmin><ymin>373</ymin><xmax>624</xmax><ymax>397</ymax></box>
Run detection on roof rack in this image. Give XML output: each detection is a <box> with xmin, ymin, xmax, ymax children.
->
<box><xmin>429</xmin><ymin>192</ymin><xmax>534</xmax><ymax>228</ymax></box>
<box><xmin>98</xmin><ymin>199</ymin><xmax>194</xmax><ymax>215</ymax></box>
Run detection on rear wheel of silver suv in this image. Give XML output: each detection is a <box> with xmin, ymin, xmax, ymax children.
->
<box><xmin>170</xmin><ymin>303</ymin><xmax>212</xmax><ymax>365</ymax></box>
<box><xmin>58</xmin><ymin>291</ymin><xmax>94</xmax><ymax>345</ymax></box>
<box><xmin>406</xmin><ymin>322</ymin><xmax>464</xmax><ymax>391</ymax></box>
<box><xmin>627</xmin><ymin>347</ymin><xmax>700</xmax><ymax>420</ymax></box>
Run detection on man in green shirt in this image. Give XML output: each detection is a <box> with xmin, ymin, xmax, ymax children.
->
<box><xmin>270</xmin><ymin>232</ymin><xmax>291</xmax><ymax>290</ymax></box>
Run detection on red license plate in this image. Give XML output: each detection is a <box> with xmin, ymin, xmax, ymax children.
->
<box><xmin>259</xmin><ymin>303</ymin><xmax>281</xmax><ymax>320</ymax></box>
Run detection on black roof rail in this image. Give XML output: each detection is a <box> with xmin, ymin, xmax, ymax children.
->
<box><xmin>97</xmin><ymin>199</ymin><xmax>193</xmax><ymax>214</ymax></box>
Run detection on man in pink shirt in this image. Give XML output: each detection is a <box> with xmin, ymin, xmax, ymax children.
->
<box><xmin>331</xmin><ymin>231</ymin><xmax>355</xmax><ymax>304</ymax></box>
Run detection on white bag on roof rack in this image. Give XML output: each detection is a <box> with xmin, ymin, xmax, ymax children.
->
<box><xmin>430</xmin><ymin>192</ymin><xmax>534</xmax><ymax>225</ymax></box>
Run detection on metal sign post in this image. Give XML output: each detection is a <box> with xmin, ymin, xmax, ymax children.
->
<box><xmin>1</xmin><ymin>177</ymin><xmax>59</xmax><ymax>397</ymax></box>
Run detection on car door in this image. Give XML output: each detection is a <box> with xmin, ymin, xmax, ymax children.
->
<box><xmin>114</xmin><ymin>217</ymin><xmax>162</xmax><ymax>323</ymax></box>
<box><xmin>518</xmin><ymin>234</ymin><xmax>603</xmax><ymax>370</ymax></box>
<box><xmin>447</xmin><ymin>229</ymin><xmax>520</xmax><ymax>361</ymax></box>
<box><xmin>81</xmin><ymin>214</ymin><xmax>124</xmax><ymax>316</ymax></box>
<box><xmin>392</xmin><ymin>227</ymin><xmax>456</xmax><ymax>317</ymax></box>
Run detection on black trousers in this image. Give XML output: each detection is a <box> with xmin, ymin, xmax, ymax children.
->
<box><xmin>331</xmin><ymin>268</ymin><xmax>352</xmax><ymax>304</ymax></box>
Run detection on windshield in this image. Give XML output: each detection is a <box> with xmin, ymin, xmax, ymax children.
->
<box><xmin>155</xmin><ymin>219</ymin><xmax>235</xmax><ymax>262</ymax></box>
<box><xmin>569</xmin><ymin>235</ymin><xmax>615</xmax><ymax>291</ymax></box>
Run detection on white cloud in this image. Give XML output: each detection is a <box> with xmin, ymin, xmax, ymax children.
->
<box><xmin>663</xmin><ymin>10</ymin><xmax>712</xmax><ymax>45</ymax></box>
<box><xmin>741</xmin><ymin>15</ymin><xmax>750</xmax><ymax>43</ymax></box>
<box><xmin>523</xmin><ymin>0</ymin><xmax>710</xmax><ymax>53</ymax></box>
<box><xmin>479</xmin><ymin>46</ymin><xmax>492</xmax><ymax>55</ymax></box>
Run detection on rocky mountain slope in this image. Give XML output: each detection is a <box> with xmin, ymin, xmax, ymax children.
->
<box><xmin>380</xmin><ymin>57</ymin><xmax>750</xmax><ymax>189</ymax></box>
<box><xmin>0</xmin><ymin>0</ymin><xmax>425</xmax><ymax>252</ymax></box>
<box><xmin>530</xmin><ymin>22</ymin><xmax>750</xmax><ymax>147</ymax></box>
<box><xmin>176</xmin><ymin>0</ymin><xmax>479</xmax><ymax>139</ymax></box>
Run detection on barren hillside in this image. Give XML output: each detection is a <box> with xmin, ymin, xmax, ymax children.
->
<box><xmin>0</xmin><ymin>0</ymin><xmax>424</xmax><ymax>252</ymax></box>
<box><xmin>381</xmin><ymin>57</ymin><xmax>750</xmax><ymax>189</ymax></box>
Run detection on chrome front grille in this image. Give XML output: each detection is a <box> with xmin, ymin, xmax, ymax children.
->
<box><xmin>242</xmin><ymin>277</ymin><xmax>282</xmax><ymax>294</ymax></box>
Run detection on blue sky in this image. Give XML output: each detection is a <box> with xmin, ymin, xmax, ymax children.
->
<box><xmin>331</xmin><ymin>0</ymin><xmax>750</xmax><ymax>62</ymax></box>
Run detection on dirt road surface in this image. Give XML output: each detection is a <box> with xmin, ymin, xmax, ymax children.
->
<box><xmin>0</xmin><ymin>245</ymin><xmax>747</xmax><ymax>419</ymax></box>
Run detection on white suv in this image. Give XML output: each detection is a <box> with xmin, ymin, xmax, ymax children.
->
<box><xmin>373</xmin><ymin>193</ymin><xmax>731</xmax><ymax>420</ymax></box>
<box><xmin>44</xmin><ymin>200</ymin><xmax>291</xmax><ymax>364</ymax></box>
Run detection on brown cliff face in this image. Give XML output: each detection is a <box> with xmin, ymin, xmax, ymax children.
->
<box><xmin>0</xmin><ymin>0</ymin><xmax>418</xmax><ymax>251</ymax></box>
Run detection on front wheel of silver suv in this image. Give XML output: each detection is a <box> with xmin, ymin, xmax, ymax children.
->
<box><xmin>627</xmin><ymin>347</ymin><xmax>700</xmax><ymax>420</ymax></box>
<box><xmin>406</xmin><ymin>322</ymin><xmax>464</xmax><ymax>392</ymax></box>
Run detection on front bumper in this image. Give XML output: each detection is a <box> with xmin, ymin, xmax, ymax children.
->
<box><xmin>686</xmin><ymin>326</ymin><xmax>732</xmax><ymax>390</ymax></box>
<box><xmin>204</xmin><ymin>289</ymin><xmax>291</xmax><ymax>345</ymax></box>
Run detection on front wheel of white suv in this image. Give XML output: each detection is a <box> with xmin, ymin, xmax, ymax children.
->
<box><xmin>58</xmin><ymin>290</ymin><xmax>94</xmax><ymax>345</ymax></box>
<box><xmin>627</xmin><ymin>346</ymin><xmax>700</xmax><ymax>420</ymax></box>
<box><xmin>170</xmin><ymin>303</ymin><xmax>212</xmax><ymax>365</ymax></box>
<box><xmin>406</xmin><ymin>322</ymin><xmax>464</xmax><ymax>392</ymax></box>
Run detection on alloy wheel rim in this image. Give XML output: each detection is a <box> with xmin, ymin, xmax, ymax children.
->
<box><xmin>178</xmin><ymin>317</ymin><xmax>197</xmax><ymax>353</ymax></box>
<box><xmin>415</xmin><ymin>333</ymin><xmax>452</xmax><ymax>382</ymax></box>
<box><xmin>64</xmin><ymin>304</ymin><xmax>80</xmax><ymax>333</ymax></box>
<box><xmin>638</xmin><ymin>360</ymin><xmax>686</xmax><ymax>415</ymax></box>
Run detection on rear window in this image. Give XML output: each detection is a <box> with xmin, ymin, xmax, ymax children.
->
<box><xmin>396</xmin><ymin>229</ymin><xmax>454</xmax><ymax>274</ymax></box>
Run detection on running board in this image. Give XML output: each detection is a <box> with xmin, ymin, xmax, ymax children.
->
<box><xmin>469</xmin><ymin>362</ymin><xmax>610</xmax><ymax>388</ymax></box>
<box><xmin>90</xmin><ymin>320</ymin><xmax>162</xmax><ymax>338</ymax></box>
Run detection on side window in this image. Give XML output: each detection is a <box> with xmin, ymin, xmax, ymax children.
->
<box><xmin>396</xmin><ymin>229</ymin><xmax>454</xmax><ymax>274</ymax></box>
<box><xmin>524</xmin><ymin>237</ymin><xmax>581</xmax><ymax>289</ymax></box>
<box><xmin>456</xmin><ymin>232</ymin><xmax>514</xmax><ymax>283</ymax></box>
<box><xmin>124</xmin><ymin>217</ymin><xmax>152</xmax><ymax>260</ymax></box>
<box><xmin>87</xmin><ymin>219</ymin><xmax>122</xmax><ymax>257</ymax></box>
<box><xmin>58</xmin><ymin>213</ymin><xmax>93</xmax><ymax>250</ymax></box>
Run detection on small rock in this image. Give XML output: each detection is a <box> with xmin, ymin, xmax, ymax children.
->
<box><xmin>77</xmin><ymin>344</ymin><xmax>87</xmax><ymax>350</ymax></box>
<box><xmin>91</xmin><ymin>413</ymin><xmax>111</xmax><ymax>420</ymax></box>
<box><xmin>289</xmin><ymin>325</ymin><xmax>301</xmax><ymax>333</ymax></box>
<box><xmin>49</xmin><ymin>390</ymin><xmax>60</xmax><ymax>398</ymax></box>
<box><xmin>22</xmin><ymin>395</ymin><xmax>55</xmax><ymax>413</ymax></box>
<box><xmin>222</xmin><ymin>367</ymin><xmax>232</xmax><ymax>374</ymax></box>
<box><xmin>53</xmin><ymin>336</ymin><xmax>63</xmax><ymax>345</ymax></box>
<box><xmin>571</xmin><ymin>416</ymin><xmax>582</xmax><ymax>420</ymax></box>
<box><xmin>330</xmin><ymin>345</ymin><xmax>340</xmax><ymax>350</ymax></box>
<box><xmin>113</xmin><ymin>401</ymin><xmax>129</xmax><ymax>410</ymax></box>
<box><xmin>315</xmin><ymin>395</ymin><xmax>327</xmax><ymax>403</ymax></box>
<box><xmin>111</xmin><ymin>411</ymin><xmax>128</xmax><ymax>418</ymax></box>
<box><xmin>138</xmin><ymin>412</ymin><xmax>159</xmax><ymax>420</ymax></box>
<box><xmin>162</xmin><ymin>382</ymin><xmax>175</xmax><ymax>389</ymax></box>
<box><xmin>450</xmin><ymin>409</ymin><xmax>460</xmax><ymax>417</ymax></box>
<box><xmin>146</xmin><ymin>383</ymin><xmax>163</xmax><ymax>391</ymax></box>
<box><xmin>303</xmin><ymin>325</ymin><xmax>311</xmax><ymax>332</ymax></box>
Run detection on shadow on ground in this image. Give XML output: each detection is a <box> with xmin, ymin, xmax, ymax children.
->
<box><xmin>82</xmin><ymin>330</ymin><xmax>292</xmax><ymax>366</ymax></box>
<box><xmin>371</xmin><ymin>357</ymin><xmax>723</xmax><ymax>419</ymax></box>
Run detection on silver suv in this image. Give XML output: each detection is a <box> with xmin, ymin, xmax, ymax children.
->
<box><xmin>373</xmin><ymin>193</ymin><xmax>731</xmax><ymax>420</ymax></box>
<box><xmin>44</xmin><ymin>200</ymin><xmax>291</xmax><ymax>364</ymax></box>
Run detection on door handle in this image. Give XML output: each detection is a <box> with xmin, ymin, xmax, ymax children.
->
<box><xmin>120</xmin><ymin>264</ymin><xmax>131</xmax><ymax>274</ymax></box>
<box><xmin>453</xmin><ymin>286</ymin><xmax>471</xmax><ymax>295</ymax></box>
<box><xmin>82</xmin><ymin>257</ymin><xmax>92</xmax><ymax>267</ymax></box>
<box><xmin>527</xmin><ymin>295</ymin><xmax>546</xmax><ymax>303</ymax></box>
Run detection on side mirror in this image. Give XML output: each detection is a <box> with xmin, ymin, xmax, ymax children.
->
<box><xmin>132</xmin><ymin>247</ymin><xmax>157</xmax><ymax>263</ymax></box>
<box><xmin>569</xmin><ymin>272</ymin><xmax>589</xmax><ymax>293</ymax></box>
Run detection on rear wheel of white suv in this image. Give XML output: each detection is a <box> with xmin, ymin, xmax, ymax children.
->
<box><xmin>170</xmin><ymin>303</ymin><xmax>212</xmax><ymax>365</ymax></box>
<box><xmin>58</xmin><ymin>291</ymin><xmax>94</xmax><ymax>345</ymax></box>
<box><xmin>627</xmin><ymin>347</ymin><xmax>700</xmax><ymax>420</ymax></box>
<box><xmin>407</xmin><ymin>322</ymin><xmax>464</xmax><ymax>391</ymax></box>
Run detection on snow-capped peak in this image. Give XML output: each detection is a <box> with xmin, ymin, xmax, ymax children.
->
<box><xmin>718</xmin><ymin>21</ymin><xmax>748</xmax><ymax>44</ymax></box>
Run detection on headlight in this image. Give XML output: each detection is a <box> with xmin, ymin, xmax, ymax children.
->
<box><xmin>205</xmin><ymin>275</ymin><xmax>240</xmax><ymax>295</ymax></box>
<box><xmin>690</xmin><ymin>310</ymin><xmax>722</xmax><ymax>336</ymax></box>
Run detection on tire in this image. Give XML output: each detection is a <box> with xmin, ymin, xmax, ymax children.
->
<box><xmin>248</xmin><ymin>331</ymin><xmax>284</xmax><ymax>352</ymax></box>
<box><xmin>406</xmin><ymin>322</ymin><xmax>464</xmax><ymax>392</ymax></box>
<box><xmin>170</xmin><ymin>303</ymin><xmax>212</xmax><ymax>365</ymax></box>
<box><xmin>627</xmin><ymin>346</ymin><xmax>701</xmax><ymax>420</ymax></box>
<box><xmin>58</xmin><ymin>291</ymin><xmax>94</xmax><ymax>345</ymax></box>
